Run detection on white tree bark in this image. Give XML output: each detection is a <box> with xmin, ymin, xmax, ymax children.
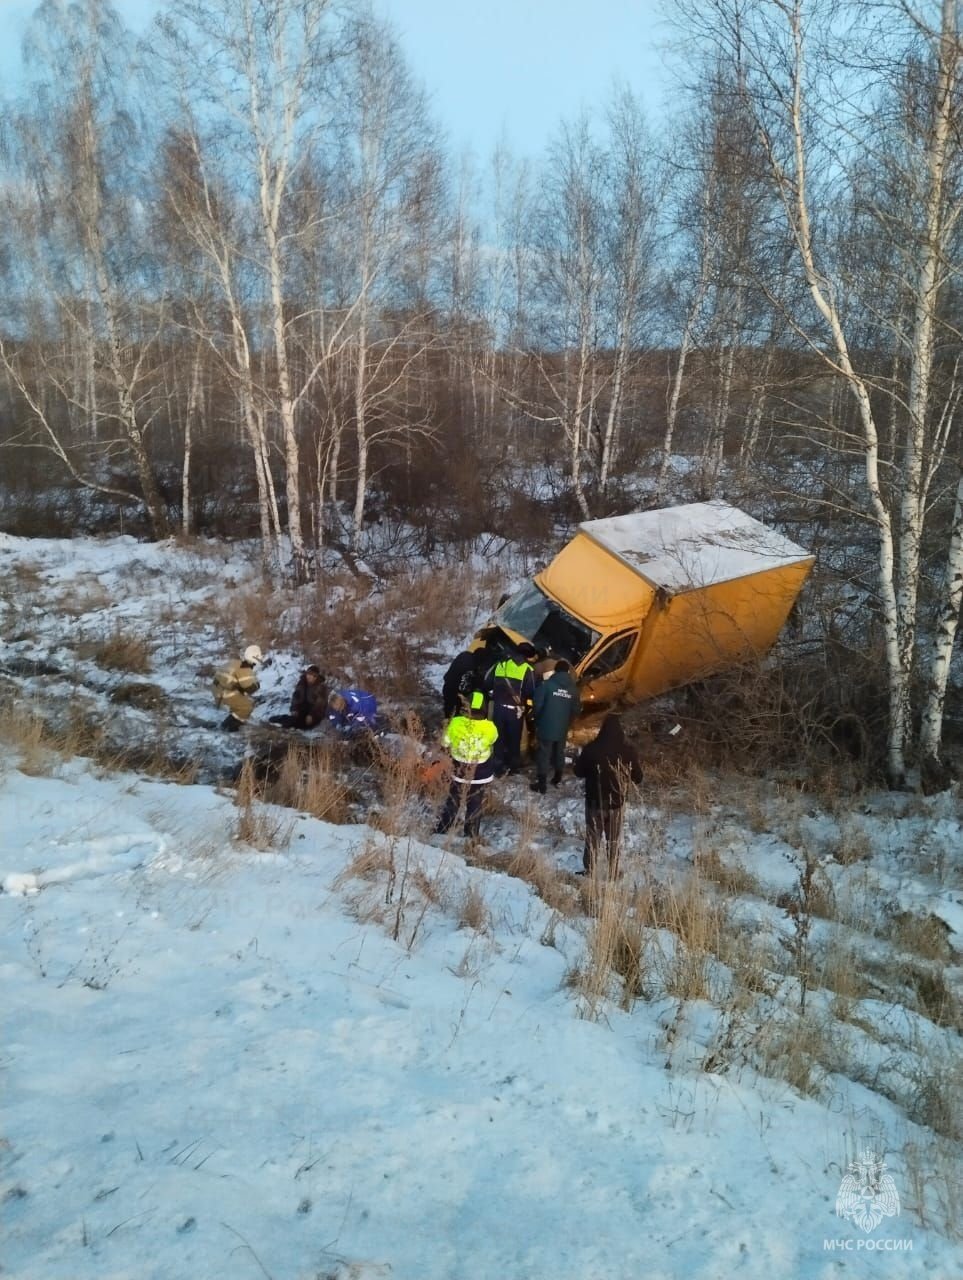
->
<box><xmin>181</xmin><ymin>344</ymin><xmax>202</xmax><ymax>537</ymax></box>
<box><xmin>692</xmin><ymin>0</ymin><xmax>963</xmax><ymax>782</ymax></box>
<box><xmin>919</xmin><ymin>473</ymin><xmax>963</xmax><ymax>761</ymax></box>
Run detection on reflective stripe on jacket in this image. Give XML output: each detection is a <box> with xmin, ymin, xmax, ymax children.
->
<box><xmin>490</xmin><ymin>658</ymin><xmax>535</xmax><ymax>709</ymax></box>
<box><xmin>443</xmin><ymin>714</ymin><xmax>499</xmax><ymax>783</ymax></box>
<box><xmin>213</xmin><ymin>660</ymin><xmax>259</xmax><ymax>696</ymax></box>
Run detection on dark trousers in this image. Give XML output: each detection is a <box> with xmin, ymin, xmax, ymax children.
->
<box><xmin>436</xmin><ymin>781</ymin><xmax>488</xmax><ymax>837</ymax></box>
<box><xmin>492</xmin><ymin>703</ymin><xmax>524</xmax><ymax>773</ymax></box>
<box><xmin>269</xmin><ymin>713</ymin><xmax>319</xmax><ymax>730</ymax></box>
<box><xmin>535</xmin><ymin>738</ymin><xmax>565</xmax><ymax>782</ymax></box>
<box><xmin>583</xmin><ymin>805</ymin><xmax>625</xmax><ymax>875</ymax></box>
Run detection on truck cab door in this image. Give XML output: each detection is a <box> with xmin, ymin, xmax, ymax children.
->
<box><xmin>577</xmin><ymin>630</ymin><xmax>638</xmax><ymax>709</ymax></box>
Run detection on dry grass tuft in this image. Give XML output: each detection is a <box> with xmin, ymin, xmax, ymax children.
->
<box><xmin>456</xmin><ymin>881</ymin><xmax>490</xmax><ymax>933</ymax></box>
<box><xmin>816</xmin><ymin>941</ymin><xmax>873</xmax><ymax>1003</ymax></box>
<box><xmin>10</xmin><ymin>559</ymin><xmax>44</xmax><ymax>590</ymax></box>
<box><xmin>333</xmin><ymin>837</ymin><xmax>395</xmax><ymax>889</ymax></box>
<box><xmin>333</xmin><ymin>834</ymin><xmax>447</xmax><ymax>951</ymax></box>
<box><xmin>56</xmin><ymin>579</ymin><xmax>112</xmax><ymax>618</ymax></box>
<box><xmin>908</xmin><ymin>967</ymin><xmax>961</xmax><ymax>1030</ymax></box>
<box><xmin>233</xmin><ymin>758</ymin><xmax>293</xmax><ymax>851</ymax></box>
<box><xmin>902</xmin><ymin>1133</ymin><xmax>963</xmax><ymax>1239</ymax></box>
<box><xmin>885</xmin><ymin>911</ymin><xmax>952</xmax><ymax>963</ymax></box>
<box><xmin>831</xmin><ymin>819</ymin><xmax>874</xmax><ymax>865</ymax></box>
<box><xmin>371</xmin><ymin>725</ymin><xmax>445</xmax><ymax>835</ymax></box>
<box><xmin>411</xmin><ymin>864</ymin><xmax>444</xmax><ymax>907</ymax></box>
<box><xmin>0</xmin><ymin>698</ymin><xmax>106</xmax><ymax>776</ymax></box>
<box><xmin>573</xmin><ymin>880</ymin><xmax>650</xmax><ymax>1015</ymax></box>
<box><xmin>1</xmin><ymin>702</ymin><xmax>51</xmax><ymax>775</ymax></box>
<box><xmin>80</xmin><ymin>626</ymin><xmax>153</xmax><ymax>673</ymax></box>
<box><xmin>266</xmin><ymin>742</ymin><xmax>351</xmax><ymax>824</ymax></box>
<box><xmin>907</xmin><ymin>1048</ymin><xmax>963</xmax><ymax>1141</ymax></box>
<box><xmin>694</xmin><ymin>845</ymin><xmax>762</xmax><ymax>897</ymax></box>
<box><xmin>0</xmin><ymin>691</ymin><xmax>199</xmax><ymax>786</ymax></box>
<box><xmin>505</xmin><ymin>846</ymin><xmax>579</xmax><ymax>915</ymax></box>
<box><xmin>612</xmin><ymin>872</ymin><xmax>725</xmax><ymax>1004</ymax></box>
<box><xmin>108</xmin><ymin>681</ymin><xmax>169</xmax><ymax>712</ymax></box>
<box><xmin>756</xmin><ymin>1012</ymin><xmax>833</xmax><ymax>1100</ymax></box>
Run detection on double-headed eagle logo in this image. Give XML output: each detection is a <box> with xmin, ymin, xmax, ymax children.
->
<box><xmin>835</xmin><ymin>1150</ymin><xmax>901</xmax><ymax>1232</ymax></box>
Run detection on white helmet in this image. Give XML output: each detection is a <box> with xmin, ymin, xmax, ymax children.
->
<box><xmin>243</xmin><ymin>645</ymin><xmax>263</xmax><ymax>666</ymax></box>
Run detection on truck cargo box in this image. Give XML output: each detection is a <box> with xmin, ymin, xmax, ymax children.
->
<box><xmin>488</xmin><ymin>501</ymin><xmax>814</xmax><ymax>710</ymax></box>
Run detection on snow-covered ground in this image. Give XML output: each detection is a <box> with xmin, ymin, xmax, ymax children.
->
<box><xmin>2</xmin><ymin>760</ymin><xmax>957</xmax><ymax>1280</ymax></box>
<box><xmin>1</xmin><ymin>532</ymin><xmax>961</xmax><ymax>1278</ymax></box>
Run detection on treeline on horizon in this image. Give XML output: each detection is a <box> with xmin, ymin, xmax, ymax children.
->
<box><xmin>1</xmin><ymin>0</ymin><xmax>962</xmax><ymax>779</ymax></box>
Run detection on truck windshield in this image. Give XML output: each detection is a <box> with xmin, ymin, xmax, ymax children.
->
<box><xmin>494</xmin><ymin>582</ymin><xmax>599</xmax><ymax>664</ymax></box>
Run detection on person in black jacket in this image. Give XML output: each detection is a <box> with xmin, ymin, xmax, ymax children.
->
<box><xmin>572</xmin><ymin>713</ymin><xmax>643</xmax><ymax>876</ymax></box>
<box><xmin>486</xmin><ymin>642</ymin><xmax>537</xmax><ymax>775</ymax></box>
<box><xmin>441</xmin><ymin>632</ymin><xmax>499</xmax><ymax>720</ymax></box>
<box><xmin>442</xmin><ymin>650</ymin><xmax>475</xmax><ymax>720</ymax></box>
<box><xmin>270</xmin><ymin>665</ymin><xmax>328</xmax><ymax>730</ymax></box>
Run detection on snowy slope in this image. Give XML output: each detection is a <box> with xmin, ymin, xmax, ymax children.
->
<box><xmin>1</xmin><ymin>762</ymin><xmax>957</xmax><ymax>1280</ymax></box>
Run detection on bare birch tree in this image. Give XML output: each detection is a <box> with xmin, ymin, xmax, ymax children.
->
<box><xmin>597</xmin><ymin>87</ymin><xmax>659</xmax><ymax>492</ymax></box>
<box><xmin>1</xmin><ymin>0</ymin><xmax>171</xmax><ymax>538</ymax></box>
<box><xmin>155</xmin><ymin>125</ymin><xmax>282</xmax><ymax>553</ymax></box>
<box><xmin>335</xmin><ymin>14</ymin><xmax>443</xmax><ymax>552</ymax></box>
<box><xmin>678</xmin><ymin>0</ymin><xmax>963</xmax><ymax>783</ymax></box>
<box><xmin>528</xmin><ymin>114</ymin><xmax>609</xmax><ymax>519</ymax></box>
<box><xmin>156</xmin><ymin>0</ymin><xmax>351</xmax><ymax>578</ymax></box>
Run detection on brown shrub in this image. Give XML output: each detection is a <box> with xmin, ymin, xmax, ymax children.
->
<box><xmin>674</xmin><ymin>645</ymin><xmax>890</xmax><ymax>791</ymax></box>
<box><xmin>885</xmin><ymin>911</ymin><xmax>953</xmax><ymax>963</ymax></box>
<box><xmin>80</xmin><ymin>626</ymin><xmax>153</xmax><ymax>674</ymax></box>
<box><xmin>109</xmin><ymin>681</ymin><xmax>169</xmax><ymax>712</ymax></box>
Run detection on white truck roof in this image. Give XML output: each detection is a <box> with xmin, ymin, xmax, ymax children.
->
<box><xmin>579</xmin><ymin>501</ymin><xmax>812</xmax><ymax>594</ymax></box>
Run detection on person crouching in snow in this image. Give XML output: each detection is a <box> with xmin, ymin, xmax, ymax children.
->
<box><xmin>213</xmin><ymin>644</ymin><xmax>263</xmax><ymax>732</ymax></box>
<box><xmin>270</xmin><ymin>665</ymin><xmax>328</xmax><ymax>730</ymax></box>
<box><xmin>327</xmin><ymin>688</ymin><xmax>379</xmax><ymax>733</ymax></box>
<box><xmin>434</xmin><ymin>691</ymin><xmax>498</xmax><ymax>839</ymax></box>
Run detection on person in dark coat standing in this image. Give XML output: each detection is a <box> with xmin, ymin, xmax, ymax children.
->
<box><xmin>486</xmin><ymin>642</ymin><xmax>536</xmax><ymax>776</ymax></box>
<box><xmin>441</xmin><ymin>638</ymin><xmax>493</xmax><ymax>720</ymax></box>
<box><xmin>442</xmin><ymin>650</ymin><xmax>476</xmax><ymax>720</ymax></box>
<box><xmin>572</xmin><ymin>713</ymin><xmax>643</xmax><ymax>876</ymax></box>
<box><xmin>530</xmin><ymin>659</ymin><xmax>581</xmax><ymax>793</ymax></box>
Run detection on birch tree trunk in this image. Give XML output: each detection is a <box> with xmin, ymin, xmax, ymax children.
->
<box><xmin>684</xmin><ymin>0</ymin><xmax>963</xmax><ymax>783</ymax></box>
<box><xmin>898</xmin><ymin>0</ymin><xmax>962</xmax><ymax>769</ymax></box>
<box><xmin>182</xmin><ymin>343</ymin><xmax>203</xmax><ymax>537</ymax></box>
<box><xmin>919</xmin><ymin>473</ymin><xmax>963</xmax><ymax>764</ymax></box>
<box><xmin>352</xmin><ymin>308</ymin><xmax>369</xmax><ymax>551</ymax></box>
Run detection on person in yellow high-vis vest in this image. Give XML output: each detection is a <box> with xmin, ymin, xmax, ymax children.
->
<box><xmin>434</xmin><ymin>691</ymin><xmax>498</xmax><ymax>838</ymax></box>
<box><xmin>486</xmin><ymin>642</ymin><xmax>536</xmax><ymax>775</ymax></box>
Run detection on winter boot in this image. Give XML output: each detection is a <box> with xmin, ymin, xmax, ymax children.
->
<box><xmin>551</xmin><ymin>771</ymin><xmax>563</xmax><ymax>787</ymax></box>
<box><xmin>221</xmin><ymin>714</ymin><xmax>243</xmax><ymax>733</ymax></box>
<box><xmin>529</xmin><ymin>777</ymin><xmax>547</xmax><ymax>794</ymax></box>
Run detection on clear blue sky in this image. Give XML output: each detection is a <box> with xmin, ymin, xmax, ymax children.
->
<box><xmin>0</xmin><ymin>0</ymin><xmax>673</xmax><ymax>157</ymax></box>
<box><xmin>374</xmin><ymin>0</ymin><xmax>672</xmax><ymax>157</ymax></box>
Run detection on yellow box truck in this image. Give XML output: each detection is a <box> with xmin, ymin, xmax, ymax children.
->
<box><xmin>484</xmin><ymin>501</ymin><xmax>814</xmax><ymax>711</ymax></box>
